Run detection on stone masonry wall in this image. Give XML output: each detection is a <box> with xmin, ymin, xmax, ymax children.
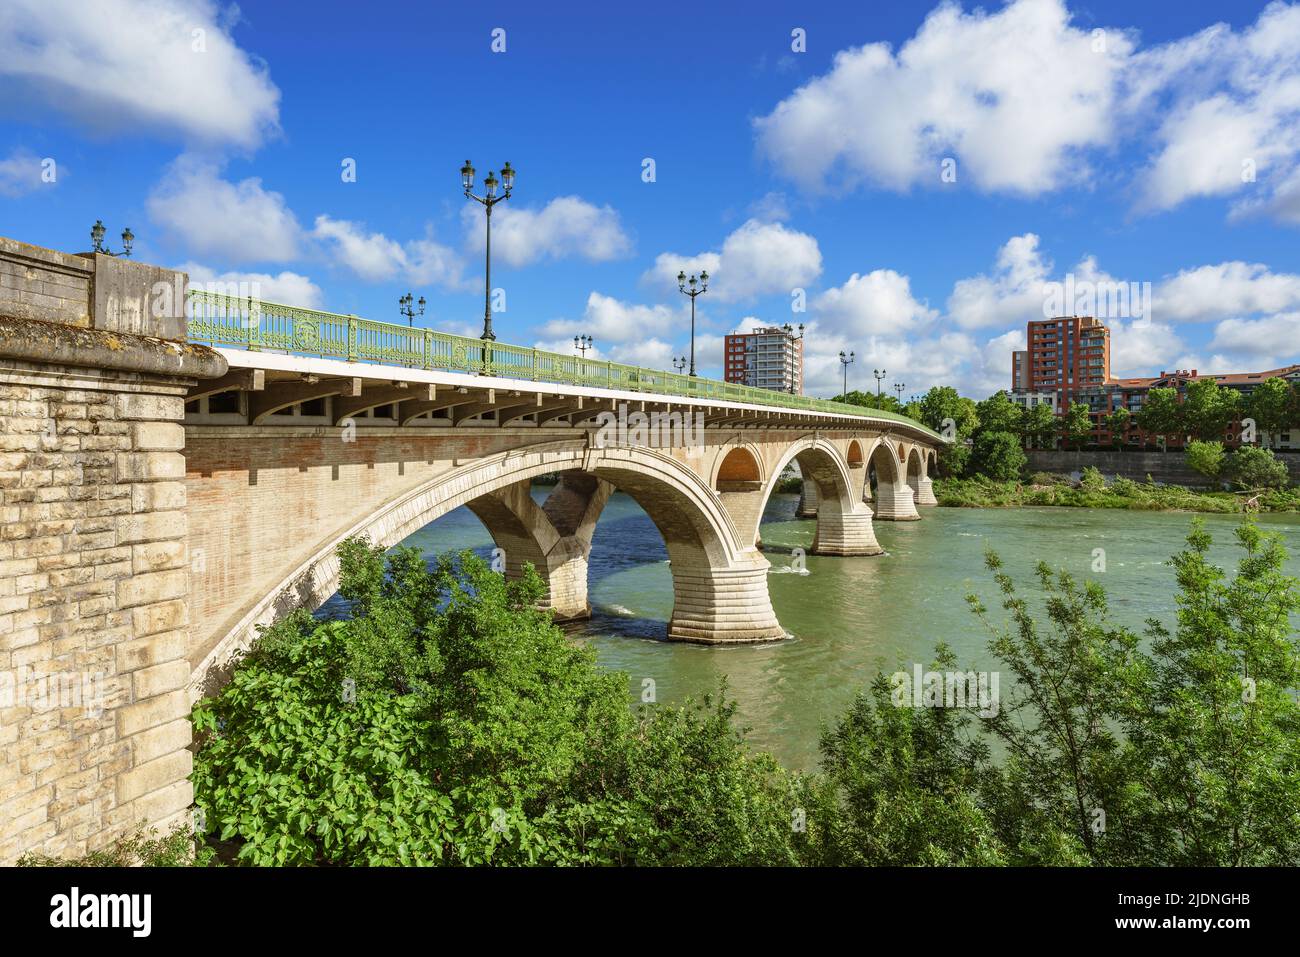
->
<box><xmin>0</xmin><ymin>236</ymin><xmax>222</xmax><ymax>864</ymax></box>
<box><xmin>0</xmin><ymin>361</ymin><xmax>197</xmax><ymax>863</ymax></box>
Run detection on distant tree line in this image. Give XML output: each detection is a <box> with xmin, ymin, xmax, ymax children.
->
<box><xmin>836</xmin><ymin>380</ymin><xmax>1299</xmax><ymax>487</ymax></box>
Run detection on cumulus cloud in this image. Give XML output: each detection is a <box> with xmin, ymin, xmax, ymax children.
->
<box><xmin>539</xmin><ymin>292</ymin><xmax>680</xmax><ymax>344</ymax></box>
<box><xmin>644</xmin><ymin>219</ymin><xmax>822</xmax><ymax>303</ymax></box>
<box><xmin>179</xmin><ymin>261</ymin><xmax>324</xmax><ymax>308</ymax></box>
<box><xmin>754</xmin><ymin>0</ymin><xmax>1300</xmax><ymax>224</ymax></box>
<box><xmin>462</xmin><ymin>196</ymin><xmax>632</xmax><ymax>267</ymax></box>
<box><xmin>755</xmin><ymin>0</ymin><xmax>1128</xmax><ymax>196</ymax></box>
<box><xmin>1132</xmin><ymin>2</ymin><xmax>1300</xmax><ymax>216</ymax></box>
<box><xmin>312</xmin><ymin>216</ymin><xmax>463</xmax><ymax>287</ymax></box>
<box><xmin>813</xmin><ymin>269</ymin><xmax>938</xmax><ymax>336</ymax></box>
<box><xmin>148</xmin><ymin>155</ymin><xmax>302</xmax><ymax>263</ymax></box>
<box><xmin>1209</xmin><ymin>312</ymin><xmax>1300</xmax><ymax>361</ymax></box>
<box><xmin>947</xmin><ymin>234</ymin><xmax>1054</xmax><ymax>329</ymax></box>
<box><xmin>1154</xmin><ymin>261</ymin><xmax>1300</xmax><ymax>322</ymax></box>
<box><xmin>0</xmin><ymin>0</ymin><xmax>280</xmax><ymax>148</ymax></box>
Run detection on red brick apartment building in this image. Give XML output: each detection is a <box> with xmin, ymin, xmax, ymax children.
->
<box><xmin>1009</xmin><ymin>316</ymin><xmax>1300</xmax><ymax>450</ymax></box>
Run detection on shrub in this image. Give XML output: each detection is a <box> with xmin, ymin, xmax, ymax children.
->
<box><xmin>1224</xmin><ymin>445</ymin><xmax>1291</xmax><ymax>490</ymax></box>
<box><xmin>1185</xmin><ymin>440</ymin><xmax>1225</xmax><ymax>479</ymax></box>
<box><xmin>1078</xmin><ymin>466</ymin><xmax>1106</xmax><ymax>493</ymax></box>
<box><xmin>18</xmin><ymin>826</ymin><xmax>213</xmax><ymax>867</ymax></box>
<box><xmin>193</xmin><ymin>544</ymin><xmax>801</xmax><ymax>866</ymax></box>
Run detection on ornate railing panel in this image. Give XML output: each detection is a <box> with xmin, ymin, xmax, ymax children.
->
<box><xmin>186</xmin><ymin>289</ymin><xmax>940</xmax><ymax>437</ymax></box>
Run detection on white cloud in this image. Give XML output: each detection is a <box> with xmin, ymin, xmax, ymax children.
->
<box><xmin>947</xmin><ymin>234</ymin><xmax>1054</xmax><ymax>329</ymax></box>
<box><xmin>754</xmin><ymin>0</ymin><xmax>1300</xmax><ymax>224</ymax></box>
<box><xmin>179</xmin><ymin>261</ymin><xmax>323</xmax><ymax>308</ymax></box>
<box><xmin>755</xmin><ymin>0</ymin><xmax>1128</xmax><ymax>196</ymax></box>
<box><xmin>813</xmin><ymin>269</ymin><xmax>938</xmax><ymax>336</ymax></box>
<box><xmin>1155</xmin><ymin>261</ymin><xmax>1300</xmax><ymax>322</ymax></box>
<box><xmin>644</xmin><ymin>219</ymin><xmax>822</xmax><ymax>303</ymax></box>
<box><xmin>463</xmin><ymin>195</ymin><xmax>631</xmax><ymax>267</ymax></box>
<box><xmin>1133</xmin><ymin>3</ymin><xmax>1300</xmax><ymax>216</ymax></box>
<box><xmin>311</xmin><ymin>216</ymin><xmax>462</xmax><ymax>288</ymax></box>
<box><xmin>1108</xmin><ymin>318</ymin><xmax>1189</xmax><ymax>377</ymax></box>
<box><xmin>148</xmin><ymin>156</ymin><xmax>302</xmax><ymax>263</ymax></box>
<box><xmin>0</xmin><ymin>148</ymin><xmax>52</xmax><ymax>197</ymax></box>
<box><xmin>0</xmin><ymin>0</ymin><xmax>280</xmax><ymax>148</ymax></box>
<box><xmin>539</xmin><ymin>291</ymin><xmax>680</xmax><ymax>344</ymax></box>
<box><xmin>1209</xmin><ymin>312</ymin><xmax>1300</xmax><ymax>360</ymax></box>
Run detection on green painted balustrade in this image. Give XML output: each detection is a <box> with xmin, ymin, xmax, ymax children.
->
<box><xmin>187</xmin><ymin>288</ymin><xmax>941</xmax><ymax>438</ymax></box>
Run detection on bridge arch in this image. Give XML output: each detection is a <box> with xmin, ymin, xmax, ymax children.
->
<box><xmin>907</xmin><ymin>446</ymin><xmax>938</xmax><ymax>506</ymax></box>
<box><xmin>865</xmin><ymin>437</ymin><xmax>921</xmax><ymax>521</ymax></box>
<box><xmin>760</xmin><ymin>436</ymin><xmax>881</xmax><ymax>556</ymax></box>
<box><xmin>191</xmin><ymin>439</ymin><xmax>782</xmax><ymax>695</ymax></box>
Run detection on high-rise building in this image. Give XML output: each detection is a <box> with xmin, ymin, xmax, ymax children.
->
<box><xmin>1012</xmin><ymin>350</ymin><xmax>1030</xmax><ymax>392</ymax></box>
<box><xmin>1022</xmin><ymin>316</ymin><xmax>1110</xmax><ymax>399</ymax></box>
<box><xmin>724</xmin><ymin>326</ymin><xmax>803</xmax><ymax>394</ymax></box>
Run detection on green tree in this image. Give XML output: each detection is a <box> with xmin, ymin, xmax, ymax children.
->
<box><xmin>1183</xmin><ymin>440</ymin><xmax>1225</xmax><ymax>482</ymax></box>
<box><xmin>1245</xmin><ymin>376</ymin><xmax>1293</xmax><ymax>446</ymax></box>
<box><xmin>970</xmin><ymin>431</ymin><xmax>1026</xmax><ymax>481</ymax></box>
<box><xmin>1115</xmin><ymin>521</ymin><xmax>1300</xmax><ymax>865</ymax></box>
<box><xmin>1183</xmin><ymin>378</ymin><xmax>1241</xmax><ymax>442</ymax></box>
<box><xmin>976</xmin><ymin>391</ymin><xmax>1024</xmax><ymax>435</ymax></box>
<box><xmin>918</xmin><ymin>386</ymin><xmax>978</xmax><ymax>438</ymax></box>
<box><xmin>1136</xmin><ymin>387</ymin><xmax>1182</xmax><ymax>448</ymax></box>
<box><xmin>1022</xmin><ymin>403</ymin><xmax>1058</xmax><ymax>451</ymax></box>
<box><xmin>821</xmin><ymin>520</ymin><xmax>1300</xmax><ymax>866</ymax></box>
<box><xmin>834</xmin><ymin>389</ymin><xmax>902</xmax><ymax>414</ymax></box>
<box><xmin>1063</xmin><ymin>402</ymin><xmax>1094</xmax><ymax>451</ymax></box>
<box><xmin>1223</xmin><ymin>445</ymin><xmax>1291</xmax><ymax>490</ymax></box>
<box><xmin>1105</xmin><ymin>407</ymin><xmax>1131</xmax><ymax>449</ymax></box>
<box><xmin>800</xmin><ymin>647</ymin><xmax>1005</xmax><ymax>866</ymax></box>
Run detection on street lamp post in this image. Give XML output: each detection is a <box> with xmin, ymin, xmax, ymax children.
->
<box><xmin>873</xmin><ymin>367</ymin><xmax>887</xmax><ymax>397</ymax></box>
<box><xmin>574</xmin><ymin>334</ymin><xmax>593</xmax><ymax>358</ymax></box>
<box><xmin>461</xmin><ymin>159</ymin><xmax>515</xmax><ymax>370</ymax></box>
<box><xmin>673</xmin><ymin>356</ymin><xmax>688</xmax><ymax>374</ymax></box>
<box><xmin>398</xmin><ymin>292</ymin><xmax>425</xmax><ymax>327</ymax></box>
<box><xmin>676</xmin><ymin>270</ymin><xmax>708</xmax><ymax>377</ymax></box>
<box><xmin>839</xmin><ymin>350</ymin><xmax>855</xmax><ymax>397</ymax></box>
<box><xmin>893</xmin><ymin>382</ymin><xmax>906</xmax><ymax>403</ymax></box>
<box><xmin>90</xmin><ymin>220</ymin><xmax>134</xmax><ymax>257</ymax></box>
<box><xmin>781</xmin><ymin>322</ymin><xmax>805</xmax><ymax>395</ymax></box>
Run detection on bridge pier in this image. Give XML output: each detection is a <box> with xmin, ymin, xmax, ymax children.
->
<box><xmin>811</xmin><ymin>504</ymin><xmax>883</xmax><ymax>555</ymax></box>
<box><xmin>794</xmin><ymin>478</ymin><xmax>818</xmax><ymax>517</ymax></box>
<box><xmin>466</xmin><ymin>472</ymin><xmax>611</xmax><ymax>622</ymax></box>
<box><xmin>667</xmin><ymin>559</ymin><xmax>784</xmax><ymax>643</ymax></box>
<box><xmin>910</xmin><ymin>474</ymin><xmax>938</xmax><ymax>506</ymax></box>
<box><xmin>871</xmin><ymin>481</ymin><xmax>922</xmax><ymax>520</ymax></box>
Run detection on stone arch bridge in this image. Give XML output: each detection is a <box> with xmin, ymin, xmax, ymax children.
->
<box><xmin>0</xmin><ymin>238</ymin><xmax>943</xmax><ymax>862</ymax></box>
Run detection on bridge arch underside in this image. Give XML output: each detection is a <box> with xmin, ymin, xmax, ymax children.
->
<box><xmin>865</xmin><ymin>439</ymin><xmax>921</xmax><ymax>521</ymax></box>
<box><xmin>189</xmin><ymin>441</ymin><xmax>784</xmax><ymax>695</ymax></box>
<box><xmin>778</xmin><ymin>441</ymin><xmax>882</xmax><ymax>556</ymax></box>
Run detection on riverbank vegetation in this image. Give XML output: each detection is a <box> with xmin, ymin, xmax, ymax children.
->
<box><xmin>175</xmin><ymin>521</ymin><xmax>1299</xmax><ymax>867</ymax></box>
<box><xmin>936</xmin><ymin>469</ymin><xmax>1300</xmax><ymax>513</ymax></box>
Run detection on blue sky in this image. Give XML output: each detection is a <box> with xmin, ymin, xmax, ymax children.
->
<box><xmin>2</xmin><ymin>0</ymin><xmax>1299</xmax><ymax>397</ymax></box>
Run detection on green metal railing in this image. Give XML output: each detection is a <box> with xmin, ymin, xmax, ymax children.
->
<box><xmin>187</xmin><ymin>288</ymin><xmax>941</xmax><ymax>438</ymax></box>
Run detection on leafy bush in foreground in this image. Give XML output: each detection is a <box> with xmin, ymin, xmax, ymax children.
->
<box><xmin>185</xmin><ymin>522</ymin><xmax>1299</xmax><ymax>867</ymax></box>
<box><xmin>192</xmin><ymin>544</ymin><xmax>798</xmax><ymax>866</ymax></box>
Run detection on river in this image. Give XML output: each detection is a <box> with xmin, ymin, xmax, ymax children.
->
<box><xmin>321</xmin><ymin>488</ymin><xmax>1300</xmax><ymax>771</ymax></box>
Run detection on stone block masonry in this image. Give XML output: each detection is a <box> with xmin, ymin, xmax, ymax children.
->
<box><xmin>0</xmin><ymin>236</ymin><xmax>224</xmax><ymax>864</ymax></box>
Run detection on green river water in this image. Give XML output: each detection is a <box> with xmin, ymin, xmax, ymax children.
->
<box><xmin>378</xmin><ymin>491</ymin><xmax>1300</xmax><ymax>771</ymax></box>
